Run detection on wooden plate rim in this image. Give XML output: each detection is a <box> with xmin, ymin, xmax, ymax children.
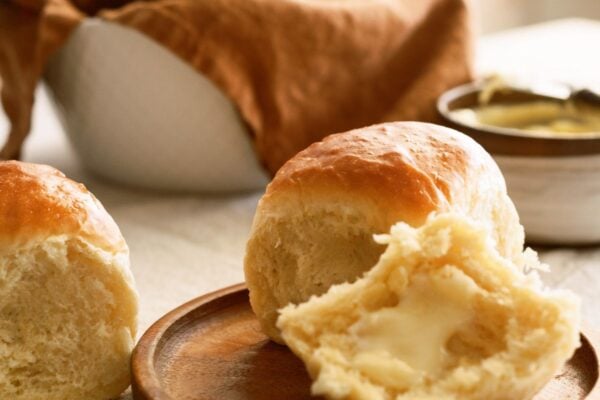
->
<box><xmin>131</xmin><ymin>282</ymin><xmax>247</xmax><ymax>400</ymax></box>
<box><xmin>131</xmin><ymin>283</ymin><xmax>600</xmax><ymax>400</ymax></box>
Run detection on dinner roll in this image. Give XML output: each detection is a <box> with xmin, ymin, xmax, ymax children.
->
<box><xmin>244</xmin><ymin>121</ymin><xmax>524</xmax><ymax>342</ymax></box>
<box><xmin>278</xmin><ymin>213</ymin><xmax>580</xmax><ymax>400</ymax></box>
<box><xmin>0</xmin><ymin>161</ymin><xmax>138</xmax><ymax>400</ymax></box>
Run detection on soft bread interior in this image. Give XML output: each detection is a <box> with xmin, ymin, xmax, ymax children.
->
<box><xmin>245</xmin><ymin>195</ymin><xmax>389</xmax><ymax>341</ymax></box>
<box><xmin>277</xmin><ymin>213</ymin><xmax>580</xmax><ymax>400</ymax></box>
<box><xmin>0</xmin><ymin>237</ymin><xmax>137</xmax><ymax>400</ymax></box>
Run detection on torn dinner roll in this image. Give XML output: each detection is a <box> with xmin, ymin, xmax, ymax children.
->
<box><xmin>0</xmin><ymin>161</ymin><xmax>138</xmax><ymax>400</ymax></box>
<box><xmin>278</xmin><ymin>213</ymin><xmax>580</xmax><ymax>400</ymax></box>
<box><xmin>244</xmin><ymin>121</ymin><xmax>524</xmax><ymax>342</ymax></box>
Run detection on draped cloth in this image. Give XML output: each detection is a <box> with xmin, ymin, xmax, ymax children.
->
<box><xmin>0</xmin><ymin>0</ymin><xmax>473</xmax><ymax>174</ymax></box>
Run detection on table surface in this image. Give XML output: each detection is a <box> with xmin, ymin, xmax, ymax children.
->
<box><xmin>1</xmin><ymin>18</ymin><xmax>599</xmax><ymax>399</ymax></box>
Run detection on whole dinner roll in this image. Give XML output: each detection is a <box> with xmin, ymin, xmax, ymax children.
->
<box><xmin>0</xmin><ymin>162</ymin><xmax>138</xmax><ymax>400</ymax></box>
<box><xmin>244</xmin><ymin>121</ymin><xmax>524</xmax><ymax>342</ymax></box>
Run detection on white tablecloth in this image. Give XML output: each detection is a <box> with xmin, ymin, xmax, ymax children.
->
<box><xmin>0</xmin><ymin>17</ymin><xmax>598</xmax><ymax>399</ymax></box>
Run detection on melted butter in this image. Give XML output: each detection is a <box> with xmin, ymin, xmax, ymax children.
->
<box><xmin>450</xmin><ymin>101</ymin><xmax>600</xmax><ymax>138</ymax></box>
<box><xmin>349</xmin><ymin>266</ymin><xmax>480</xmax><ymax>379</ymax></box>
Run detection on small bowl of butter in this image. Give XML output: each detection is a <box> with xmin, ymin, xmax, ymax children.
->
<box><xmin>438</xmin><ymin>78</ymin><xmax>600</xmax><ymax>245</ymax></box>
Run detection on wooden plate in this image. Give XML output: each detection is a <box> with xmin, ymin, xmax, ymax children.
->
<box><xmin>132</xmin><ymin>283</ymin><xmax>600</xmax><ymax>400</ymax></box>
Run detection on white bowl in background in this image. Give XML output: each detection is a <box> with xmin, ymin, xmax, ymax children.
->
<box><xmin>438</xmin><ymin>82</ymin><xmax>600</xmax><ymax>245</ymax></box>
<box><xmin>494</xmin><ymin>154</ymin><xmax>600</xmax><ymax>244</ymax></box>
<box><xmin>45</xmin><ymin>19</ymin><xmax>269</xmax><ymax>192</ymax></box>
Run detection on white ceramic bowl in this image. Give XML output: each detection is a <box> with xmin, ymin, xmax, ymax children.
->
<box><xmin>493</xmin><ymin>154</ymin><xmax>600</xmax><ymax>244</ymax></box>
<box><xmin>438</xmin><ymin>82</ymin><xmax>600</xmax><ymax>245</ymax></box>
<box><xmin>45</xmin><ymin>19</ymin><xmax>269</xmax><ymax>192</ymax></box>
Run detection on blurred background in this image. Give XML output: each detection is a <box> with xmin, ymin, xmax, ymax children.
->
<box><xmin>3</xmin><ymin>0</ymin><xmax>600</xmax><ymax>160</ymax></box>
<box><xmin>474</xmin><ymin>0</ymin><xmax>600</xmax><ymax>33</ymax></box>
<box><xmin>3</xmin><ymin>0</ymin><xmax>599</xmax><ymax>164</ymax></box>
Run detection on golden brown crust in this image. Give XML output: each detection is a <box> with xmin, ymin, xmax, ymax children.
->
<box><xmin>265</xmin><ymin>121</ymin><xmax>490</xmax><ymax>226</ymax></box>
<box><xmin>0</xmin><ymin>161</ymin><xmax>126</xmax><ymax>252</ymax></box>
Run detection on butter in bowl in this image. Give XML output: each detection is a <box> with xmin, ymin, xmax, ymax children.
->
<box><xmin>438</xmin><ymin>79</ymin><xmax>600</xmax><ymax>245</ymax></box>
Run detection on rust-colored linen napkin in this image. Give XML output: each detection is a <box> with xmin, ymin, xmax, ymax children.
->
<box><xmin>0</xmin><ymin>0</ymin><xmax>473</xmax><ymax>175</ymax></box>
